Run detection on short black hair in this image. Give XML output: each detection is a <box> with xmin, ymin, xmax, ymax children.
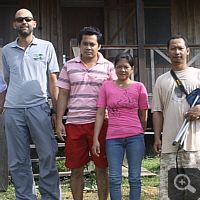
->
<box><xmin>114</xmin><ymin>53</ymin><xmax>134</xmax><ymax>67</ymax></box>
<box><xmin>78</xmin><ymin>26</ymin><xmax>102</xmax><ymax>45</ymax></box>
<box><xmin>167</xmin><ymin>35</ymin><xmax>189</xmax><ymax>49</ymax></box>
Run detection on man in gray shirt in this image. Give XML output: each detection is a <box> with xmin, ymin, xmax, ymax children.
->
<box><xmin>2</xmin><ymin>8</ymin><xmax>61</xmax><ymax>200</ymax></box>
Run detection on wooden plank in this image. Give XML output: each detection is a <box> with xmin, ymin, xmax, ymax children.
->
<box><xmin>150</xmin><ymin>49</ymin><xmax>155</xmax><ymax>94</ymax></box>
<box><xmin>136</xmin><ymin>0</ymin><xmax>146</xmax><ymax>85</ymax></box>
<box><xmin>30</xmin><ymin>143</ymin><xmax>65</xmax><ymax>149</ymax></box>
<box><xmin>72</xmin><ymin>47</ymin><xmax>80</xmax><ymax>58</ymax></box>
<box><xmin>154</xmin><ymin>49</ymin><xmax>171</xmax><ymax>63</ymax></box>
<box><xmin>187</xmin><ymin>52</ymin><xmax>200</xmax><ymax>66</ymax></box>
<box><xmin>108</xmin><ymin>8</ymin><xmax>135</xmax><ymax>45</ymax></box>
<box><xmin>70</xmin><ymin>39</ymin><xmax>78</xmax><ymax>59</ymax></box>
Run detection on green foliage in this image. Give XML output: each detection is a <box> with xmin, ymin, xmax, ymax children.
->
<box><xmin>32</xmin><ymin>162</ymin><xmax>39</xmax><ymax>174</ymax></box>
<box><xmin>144</xmin><ymin>144</ymin><xmax>158</xmax><ymax>158</ymax></box>
<box><xmin>0</xmin><ymin>157</ymin><xmax>160</xmax><ymax>199</ymax></box>
<box><xmin>56</xmin><ymin>160</ymin><xmax>68</xmax><ymax>172</ymax></box>
<box><xmin>142</xmin><ymin>156</ymin><xmax>160</xmax><ymax>175</ymax></box>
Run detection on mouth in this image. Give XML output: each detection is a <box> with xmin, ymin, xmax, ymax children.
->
<box><xmin>20</xmin><ymin>25</ymin><xmax>29</xmax><ymax>30</ymax></box>
<box><xmin>85</xmin><ymin>51</ymin><xmax>92</xmax><ymax>54</ymax></box>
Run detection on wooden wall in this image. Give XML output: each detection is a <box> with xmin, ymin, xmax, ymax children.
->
<box><xmin>170</xmin><ymin>0</ymin><xmax>200</xmax><ymax>68</ymax></box>
<box><xmin>0</xmin><ymin>6</ymin><xmax>19</xmax><ymax>46</ymax></box>
<box><xmin>19</xmin><ymin>0</ymin><xmax>63</xmax><ymax>69</ymax></box>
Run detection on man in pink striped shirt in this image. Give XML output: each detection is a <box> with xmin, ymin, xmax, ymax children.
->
<box><xmin>56</xmin><ymin>27</ymin><xmax>116</xmax><ymax>200</ymax></box>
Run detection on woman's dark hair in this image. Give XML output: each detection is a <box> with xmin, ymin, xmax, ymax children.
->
<box><xmin>167</xmin><ymin>35</ymin><xmax>189</xmax><ymax>49</ymax></box>
<box><xmin>78</xmin><ymin>26</ymin><xmax>102</xmax><ymax>45</ymax></box>
<box><xmin>114</xmin><ymin>53</ymin><xmax>134</xmax><ymax>67</ymax></box>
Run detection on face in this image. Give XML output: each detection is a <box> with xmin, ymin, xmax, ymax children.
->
<box><xmin>115</xmin><ymin>58</ymin><xmax>134</xmax><ymax>81</ymax></box>
<box><xmin>166</xmin><ymin>38</ymin><xmax>190</xmax><ymax>65</ymax></box>
<box><xmin>13</xmin><ymin>9</ymin><xmax>36</xmax><ymax>37</ymax></box>
<box><xmin>79</xmin><ymin>34</ymin><xmax>101</xmax><ymax>61</ymax></box>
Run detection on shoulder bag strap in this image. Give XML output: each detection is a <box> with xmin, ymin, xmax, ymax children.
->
<box><xmin>170</xmin><ymin>69</ymin><xmax>188</xmax><ymax>96</ymax></box>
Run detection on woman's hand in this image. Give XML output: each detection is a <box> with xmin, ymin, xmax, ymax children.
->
<box><xmin>92</xmin><ymin>139</ymin><xmax>100</xmax><ymax>157</ymax></box>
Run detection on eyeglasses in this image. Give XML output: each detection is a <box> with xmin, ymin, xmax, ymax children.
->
<box><xmin>15</xmin><ymin>17</ymin><xmax>34</xmax><ymax>23</ymax></box>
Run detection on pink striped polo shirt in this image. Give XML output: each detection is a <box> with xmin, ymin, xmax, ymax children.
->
<box><xmin>56</xmin><ymin>52</ymin><xmax>116</xmax><ymax>124</ymax></box>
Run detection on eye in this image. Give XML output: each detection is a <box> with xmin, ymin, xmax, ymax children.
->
<box><xmin>90</xmin><ymin>43</ymin><xmax>95</xmax><ymax>47</ymax></box>
<box><xmin>82</xmin><ymin>42</ymin><xmax>87</xmax><ymax>46</ymax></box>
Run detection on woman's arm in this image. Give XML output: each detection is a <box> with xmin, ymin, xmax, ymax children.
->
<box><xmin>139</xmin><ymin>109</ymin><xmax>148</xmax><ymax>132</ymax></box>
<box><xmin>92</xmin><ymin>107</ymin><xmax>106</xmax><ymax>157</ymax></box>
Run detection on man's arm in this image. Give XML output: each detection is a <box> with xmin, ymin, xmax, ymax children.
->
<box><xmin>153</xmin><ymin>111</ymin><xmax>163</xmax><ymax>154</ymax></box>
<box><xmin>139</xmin><ymin>109</ymin><xmax>148</xmax><ymax>131</ymax></box>
<box><xmin>56</xmin><ymin>88</ymin><xmax>69</xmax><ymax>141</ymax></box>
<box><xmin>0</xmin><ymin>89</ymin><xmax>7</xmax><ymax>114</ymax></box>
<box><xmin>48</xmin><ymin>73</ymin><xmax>59</xmax><ymax>129</ymax></box>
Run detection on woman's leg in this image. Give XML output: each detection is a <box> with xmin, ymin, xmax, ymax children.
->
<box><xmin>106</xmin><ymin>138</ymin><xmax>124</xmax><ymax>200</ymax></box>
<box><xmin>126</xmin><ymin>134</ymin><xmax>145</xmax><ymax>200</ymax></box>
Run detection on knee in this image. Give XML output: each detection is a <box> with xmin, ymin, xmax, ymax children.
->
<box><xmin>109</xmin><ymin>174</ymin><xmax>122</xmax><ymax>185</ymax></box>
<box><xmin>71</xmin><ymin>166</ymin><xmax>84</xmax><ymax>179</ymax></box>
<box><xmin>96</xmin><ymin>167</ymin><xmax>108</xmax><ymax>177</ymax></box>
<box><xmin>129</xmin><ymin>176</ymin><xmax>141</xmax><ymax>185</ymax></box>
<box><xmin>9</xmin><ymin>158</ymin><xmax>31</xmax><ymax>172</ymax></box>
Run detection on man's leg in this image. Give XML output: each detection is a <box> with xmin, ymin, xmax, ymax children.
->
<box><xmin>4</xmin><ymin>108</ymin><xmax>37</xmax><ymax>200</ymax></box>
<box><xmin>95</xmin><ymin>167</ymin><xmax>109</xmax><ymax>200</ymax></box>
<box><xmin>70</xmin><ymin>166</ymin><xmax>85</xmax><ymax>200</ymax></box>
<box><xmin>88</xmin><ymin>119</ymin><xmax>109</xmax><ymax>199</ymax></box>
<box><xmin>27</xmin><ymin>103</ymin><xmax>61</xmax><ymax>200</ymax></box>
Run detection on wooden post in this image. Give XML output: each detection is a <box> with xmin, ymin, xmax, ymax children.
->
<box><xmin>0</xmin><ymin>114</ymin><xmax>8</xmax><ymax>192</ymax></box>
<box><xmin>136</xmin><ymin>0</ymin><xmax>146</xmax><ymax>86</ymax></box>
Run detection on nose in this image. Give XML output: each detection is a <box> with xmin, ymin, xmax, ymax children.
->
<box><xmin>22</xmin><ymin>19</ymin><xmax>29</xmax><ymax>23</ymax></box>
<box><xmin>86</xmin><ymin>44</ymin><xmax>91</xmax><ymax>49</ymax></box>
<box><xmin>175</xmin><ymin>48</ymin><xmax>180</xmax><ymax>54</ymax></box>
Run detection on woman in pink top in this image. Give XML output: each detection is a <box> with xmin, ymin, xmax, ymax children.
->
<box><xmin>92</xmin><ymin>53</ymin><xmax>149</xmax><ymax>200</ymax></box>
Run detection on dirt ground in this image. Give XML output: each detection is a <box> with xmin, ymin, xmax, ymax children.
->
<box><xmin>62</xmin><ymin>186</ymin><xmax>159</xmax><ymax>199</ymax></box>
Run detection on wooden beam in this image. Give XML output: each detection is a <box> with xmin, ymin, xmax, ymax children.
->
<box><xmin>154</xmin><ymin>49</ymin><xmax>171</xmax><ymax>63</ymax></box>
<box><xmin>187</xmin><ymin>52</ymin><xmax>200</xmax><ymax>66</ymax></box>
<box><xmin>150</xmin><ymin>49</ymin><xmax>155</xmax><ymax>93</ymax></box>
<box><xmin>107</xmin><ymin>8</ymin><xmax>135</xmax><ymax>45</ymax></box>
<box><xmin>136</xmin><ymin>0</ymin><xmax>146</xmax><ymax>85</ymax></box>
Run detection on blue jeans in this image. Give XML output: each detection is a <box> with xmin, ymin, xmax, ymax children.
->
<box><xmin>106</xmin><ymin>134</ymin><xmax>145</xmax><ymax>200</ymax></box>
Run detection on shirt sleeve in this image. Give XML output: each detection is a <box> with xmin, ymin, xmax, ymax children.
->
<box><xmin>47</xmin><ymin>42</ymin><xmax>60</xmax><ymax>74</ymax></box>
<box><xmin>151</xmin><ymin>78</ymin><xmax>163</xmax><ymax>113</ymax></box>
<box><xmin>2</xmin><ymin>50</ymin><xmax>10</xmax><ymax>78</ymax></box>
<box><xmin>138</xmin><ymin>83</ymin><xmax>149</xmax><ymax>110</ymax></box>
<box><xmin>56</xmin><ymin>64</ymin><xmax>70</xmax><ymax>90</ymax></box>
<box><xmin>96</xmin><ymin>82</ymin><xmax>107</xmax><ymax>108</ymax></box>
<box><xmin>0</xmin><ymin>72</ymin><xmax>7</xmax><ymax>93</ymax></box>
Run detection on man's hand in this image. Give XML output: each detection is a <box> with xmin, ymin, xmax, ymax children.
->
<box><xmin>153</xmin><ymin>138</ymin><xmax>162</xmax><ymax>154</ymax></box>
<box><xmin>185</xmin><ymin>104</ymin><xmax>200</xmax><ymax>122</ymax></box>
<box><xmin>56</xmin><ymin>123</ymin><xmax>66</xmax><ymax>142</ymax></box>
<box><xmin>92</xmin><ymin>139</ymin><xmax>100</xmax><ymax>157</ymax></box>
<box><xmin>51</xmin><ymin>113</ymin><xmax>56</xmax><ymax>131</ymax></box>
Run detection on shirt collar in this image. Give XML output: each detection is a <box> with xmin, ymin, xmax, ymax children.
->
<box><xmin>75</xmin><ymin>52</ymin><xmax>104</xmax><ymax>64</ymax></box>
<box><xmin>11</xmin><ymin>36</ymin><xmax>38</xmax><ymax>48</ymax></box>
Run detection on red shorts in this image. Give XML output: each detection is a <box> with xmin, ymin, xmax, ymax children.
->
<box><xmin>65</xmin><ymin>119</ymin><xmax>108</xmax><ymax>169</ymax></box>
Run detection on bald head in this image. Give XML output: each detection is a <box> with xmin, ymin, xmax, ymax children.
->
<box><xmin>15</xmin><ymin>8</ymin><xmax>33</xmax><ymax>19</ymax></box>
